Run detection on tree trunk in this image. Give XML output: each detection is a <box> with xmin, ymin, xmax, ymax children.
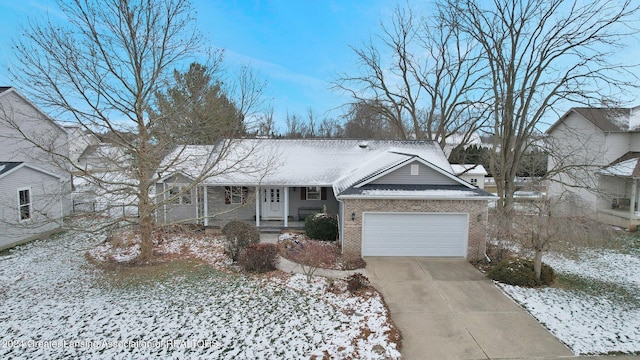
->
<box><xmin>137</xmin><ymin>188</ymin><xmax>154</xmax><ymax>262</ymax></box>
<box><xmin>533</xmin><ymin>242</ymin><xmax>543</xmax><ymax>280</ymax></box>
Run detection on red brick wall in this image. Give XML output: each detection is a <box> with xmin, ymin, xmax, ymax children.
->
<box><xmin>342</xmin><ymin>199</ymin><xmax>488</xmax><ymax>262</ymax></box>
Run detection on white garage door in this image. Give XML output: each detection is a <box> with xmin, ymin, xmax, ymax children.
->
<box><xmin>362</xmin><ymin>212</ymin><xmax>468</xmax><ymax>257</ymax></box>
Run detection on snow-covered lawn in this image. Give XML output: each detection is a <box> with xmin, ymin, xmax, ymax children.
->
<box><xmin>0</xmin><ymin>225</ymin><xmax>400</xmax><ymax>359</ymax></box>
<box><xmin>498</xmin><ymin>239</ymin><xmax>640</xmax><ymax>355</ymax></box>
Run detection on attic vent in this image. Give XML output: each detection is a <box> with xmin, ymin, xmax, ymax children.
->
<box><xmin>358</xmin><ymin>142</ymin><xmax>368</xmax><ymax>149</ymax></box>
<box><xmin>411</xmin><ymin>164</ymin><xmax>419</xmax><ymax>176</ymax></box>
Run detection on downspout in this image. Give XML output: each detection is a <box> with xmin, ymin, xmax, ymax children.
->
<box><xmin>163</xmin><ymin>182</ymin><xmax>167</xmax><ymax>224</ymax></box>
<box><xmin>630</xmin><ymin>177</ymin><xmax>637</xmax><ymax>231</ymax></box>
<box><xmin>334</xmin><ymin>185</ymin><xmax>345</xmax><ymax>254</ymax></box>
<box><xmin>255</xmin><ymin>187</ymin><xmax>260</xmax><ymax>227</ymax></box>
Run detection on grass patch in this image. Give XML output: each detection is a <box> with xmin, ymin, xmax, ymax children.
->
<box><xmin>98</xmin><ymin>259</ymin><xmax>227</xmax><ymax>289</ymax></box>
<box><xmin>555</xmin><ymin>273</ymin><xmax>640</xmax><ymax>308</ymax></box>
<box><xmin>613</xmin><ymin>233</ymin><xmax>640</xmax><ymax>255</ymax></box>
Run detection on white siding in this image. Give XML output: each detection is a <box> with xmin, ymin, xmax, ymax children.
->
<box><xmin>0</xmin><ymin>91</ymin><xmax>72</xmax><ymax>216</ymax></box>
<box><xmin>0</xmin><ymin>91</ymin><xmax>69</xmax><ymax>176</ymax></box>
<box><xmin>547</xmin><ymin>112</ymin><xmax>610</xmax><ymax>215</ymax></box>
<box><xmin>0</xmin><ymin>166</ymin><xmax>64</xmax><ymax>250</ymax></box>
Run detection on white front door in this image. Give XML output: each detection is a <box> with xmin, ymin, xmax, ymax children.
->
<box><xmin>262</xmin><ymin>187</ymin><xmax>282</xmax><ymax>219</ymax></box>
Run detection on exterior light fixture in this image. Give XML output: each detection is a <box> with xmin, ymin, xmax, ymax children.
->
<box><xmin>351</xmin><ymin>212</ymin><xmax>356</xmax><ymax>221</ymax></box>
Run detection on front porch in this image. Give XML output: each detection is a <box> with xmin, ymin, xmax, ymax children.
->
<box><xmin>203</xmin><ymin>219</ymin><xmax>306</xmax><ymax>234</ymax></box>
<box><xmin>597</xmin><ymin>173</ymin><xmax>640</xmax><ymax>230</ymax></box>
<box><xmin>193</xmin><ymin>185</ymin><xmax>338</xmax><ymax>228</ymax></box>
<box><xmin>596</xmin><ymin>208</ymin><xmax>640</xmax><ymax>231</ymax></box>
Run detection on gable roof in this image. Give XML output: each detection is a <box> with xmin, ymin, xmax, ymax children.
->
<box><xmin>0</xmin><ymin>87</ymin><xmax>68</xmax><ymax>135</ymax></box>
<box><xmin>159</xmin><ymin>139</ymin><xmax>453</xmax><ymax>186</ymax></box>
<box><xmin>547</xmin><ymin>107</ymin><xmax>640</xmax><ymax>134</ymax></box>
<box><xmin>0</xmin><ymin>162</ymin><xmax>22</xmax><ymax>177</ymax></box>
<box><xmin>0</xmin><ymin>162</ymin><xmax>64</xmax><ymax>181</ymax></box>
<box><xmin>451</xmin><ymin>164</ymin><xmax>488</xmax><ymax>176</ymax></box>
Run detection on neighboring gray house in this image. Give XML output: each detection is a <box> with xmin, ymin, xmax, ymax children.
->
<box><xmin>0</xmin><ymin>162</ymin><xmax>65</xmax><ymax>250</ymax></box>
<box><xmin>546</xmin><ymin>106</ymin><xmax>640</xmax><ymax>229</ymax></box>
<box><xmin>0</xmin><ymin>87</ymin><xmax>71</xmax><ymax>248</ymax></box>
<box><xmin>0</xmin><ymin>87</ymin><xmax>70</xmax><ymax>177</ymax></box>
<box><xmin>157</xmin><ymin>139</ymin><xmax>495</xmax><ymax>261</ymax></box>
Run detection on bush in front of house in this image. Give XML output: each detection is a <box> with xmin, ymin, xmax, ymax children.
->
<box><xmin>238</xmin><ymin>243</ymin><xmax>279</xmax><ymax>273</ymax></box>
<box><xmin>346</xmin><ymin>273</ymin><xmax>370</xmax><ymax>293</ymax></box>
<box><xmin>222</xmin><ymin>220</ymin><xmax>261</xmax><ymax>261</ymax></box>
<box><xmin>487</xmin><ymin>257</ymin><xmax>555</xmax><ymax>287</ymax></box>
<box><xmin>304</xmin><ymin>213</ymin><xmax>338</xmax><ymax>241</ymax></box>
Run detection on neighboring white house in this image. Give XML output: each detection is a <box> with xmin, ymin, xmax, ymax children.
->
<box><xmin>546</xmin><ymin>106</ymin><xmax>640</xmax><ymax>229</ymax></box>
<box><xmin>0</xmin><ymin>162</ymin><xmax>65</xmax><ymax>250</ymax></box>
<box><xmin>0</xmin><ymin>87</ymin><xmax>72</xmax><ymax>248</ymax></box>
<box><xmin>64</xmin><ymin>124</ymin><xmax>100</xmax><ymax>167</ymax></box>
<box><xmin>442</xmin><ymin>131</ymin><xmax>483</xmax><ymax>157</ymax></box>
<box><xmin>156</xmin><ymin>139</ymin><xmax>496</xmax><ymax>261</ymax></box>
<box><xmin>451</xmin><ymin>164</ymin><xmax>487</xmax><ymax>189</ymax></box>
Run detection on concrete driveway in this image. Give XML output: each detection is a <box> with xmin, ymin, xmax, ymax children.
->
<box><xmin>366</xmin><ymin>257</ymin><xmax>574</xmax><ymax>360</ymax></box>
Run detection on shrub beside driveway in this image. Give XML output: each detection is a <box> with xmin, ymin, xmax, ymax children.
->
<box><xmin>496</xmin><ymin>239</ymin><xmax>640</xmax><ymax>355</ymax></box>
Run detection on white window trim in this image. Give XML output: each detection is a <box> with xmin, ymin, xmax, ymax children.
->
<box><xmin>18</xmin><ymin>187</ymin><xmax>32</xmax><ymax>222</ymax></box>
<box><xmin>229</xmin><ymin>186</ymin><xmax>244</xmax><ymax>204</ymax></box>
<box><xmin>306</xmin><ymin>186</ymin><xmax>321</xmax><ymax>200</ymax></box>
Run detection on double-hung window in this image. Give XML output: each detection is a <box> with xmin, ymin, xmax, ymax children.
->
<box><xmin>168</xmin><ymin>185</ymin><xmax>192</xmax><ymax>204</ymax></box>
<box><xmin>225</xmin><ymin>186</ymin><xmax>247</xmax><ymax>204</ymax></box>
<box><xmin>18</xmin><ymin>188</ymin><xmax>31</xmax><ymax>221</ymax></box>
<box><xmin>306</xmin><ymin>186</ymin><xmax>321</xmax><ymax>200</ymax></box>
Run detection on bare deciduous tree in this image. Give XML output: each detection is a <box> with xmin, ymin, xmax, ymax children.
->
<box><xmin>440</xmin><ymin>0</ymin><xmax>640</xmax><ymax>213</ymax></box>
<box><xmin>335</xmin><ymin>4</ymin><xmax>488</xmax><ymax>146</ymax></box>
<box><xmin>8</xmin><ymin>0</ymin><xmax>268</xmax><ymax>262</ymax></box>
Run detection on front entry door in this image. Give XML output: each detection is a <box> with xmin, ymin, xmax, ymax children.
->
<box><xmin>263</xmin><ymin>187</ymin><xmax>282</xmax><ymax>219</ymax></box>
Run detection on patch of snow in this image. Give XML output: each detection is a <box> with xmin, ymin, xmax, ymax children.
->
<box><xmin>500</xmin><ymin>285</ymin><xmax>640</xmax><ymax>355</ymax></box>
<box><xmin>497</xmin><ymin>247</ymin><xmax>640</xmax><ymax>355</ymax></box>
<box><xmin>0</xmin><ymin>222</ymin><xmax>399</xmax><ymax>359</ymax></box>
<box><xmin>358</xmin><ymin>189</ymin><xmax>482</xmax><ymax>197</ymax></box>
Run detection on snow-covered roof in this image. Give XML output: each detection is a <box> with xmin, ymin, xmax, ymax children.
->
<box><xmin>158</xmin><ymin>139</ymin><xmax>453</xmax><ymax>187</ymax></box>
<box><xmin>0</xmin><ymin>162</ymin><xmax>64</xmax><ymax>181</ymax></box>
<box><xmin>598</xmin><ymin>157</ymin><xmax>640</xmax><ymax>178</ymax></box>
<box><xmin>548</xmin><ymin>107</ymin><xmax>640</xmax><ymax>134</ymax></box>
<box><xmin>338</xmin><ymin>184</ymin><xmax>495</xmax><ymax>200</ymax></box>
<box><xmin>0</xmin><ymin>162</ymin><xmax>22</xmax><ymax>176</ymax></box>
<box><xmin>451</xmin><ymin>164</ymin><xmax>488</xmax><ymax>176</ymax></box>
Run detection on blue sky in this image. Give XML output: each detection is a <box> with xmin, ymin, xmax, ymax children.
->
<box><xmin>0</xmin><ymin>0</ymin><xmax>397</xmax><ymax>131</ymax></box>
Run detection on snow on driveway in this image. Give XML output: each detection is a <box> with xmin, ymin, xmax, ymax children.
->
<box><xmin>0</xmin><ymin>227</ymin><xmax>400</xmax><ymax>359</ymax></box>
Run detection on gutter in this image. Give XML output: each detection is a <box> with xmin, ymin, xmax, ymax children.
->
<box><xmin>336</xmin><ymin>194</ymin><xmax>498</xmax><ymax>201</ymax></box>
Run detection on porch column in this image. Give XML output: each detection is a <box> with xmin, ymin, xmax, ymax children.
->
<box><xmin>163</xmin><ymin>182</ymin><xmax>167</xmax><ymax>224</ymax></box>
<box><xmin>255</xmin><ymin>187</ymin><xmax>261</xmax><ymax>227</ymax></box>
<box><xmin>284</xmin><ymin>186</ymin><xmax>289</xmax><ymax>227</ymax></box>
<box><xmin>630</xmin><ymin>179</ymin><xmax>637</xmax><ymax>228</ymax></box>
<box><xmin>203</xmin><ymin>185</ymin><xmax>208</xmax><ymax>227</ymax></box>
<box><xmin>195</xmin><ymin>186</ymin><xmax>199</xmax><ymax>224</ymax></box>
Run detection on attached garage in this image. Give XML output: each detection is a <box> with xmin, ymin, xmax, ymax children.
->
<box><xmin>361</xmin><ymin>212</ymin><xmax>468</xmax><ymax>257</ymax></box>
